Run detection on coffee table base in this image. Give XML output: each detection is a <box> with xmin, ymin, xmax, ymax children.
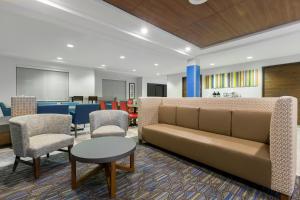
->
<box><xmin>71</xmin><ymin>153</ymin><xmax>135</xmax><ymax>198</ymax></box>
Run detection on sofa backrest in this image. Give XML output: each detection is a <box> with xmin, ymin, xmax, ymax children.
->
<box><xmin>176</xmin><ymin>106</ymin><xmax>199</xmax><ymax>129</ymax></box>
<box><xmin>158</xmin><ymin>105</ymin><xmax>176</xmax><ymax>125</ymax></box>
<box><xmin>157</xmin><ymin>105</ymin><xmax>272</xmax><ymax>144</ymax></box>
<box><xmin>199</xmin><ymin>108</ymin><xmax>232</xmax><ymax>136</ymax></box>
<box><xmin>232</xmin><ymin>110</ymin><xmax>272</xmax><ymax>144</ymax></box>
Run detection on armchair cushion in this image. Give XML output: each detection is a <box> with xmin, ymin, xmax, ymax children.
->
<box><xmin>28</xmin><ymin>134</ymin><xmax>74</xmax><ymax>158</ymax></box>
<box><xmin>92</xmin><ymin>125</ymin><xmax>125</xmax><ymax>138</ymax></box>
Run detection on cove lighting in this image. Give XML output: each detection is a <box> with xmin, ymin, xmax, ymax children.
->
<box><xmin>120</xmin><ymin>55</ymin><xmax>126</xmax><ymax>59</ymax></box>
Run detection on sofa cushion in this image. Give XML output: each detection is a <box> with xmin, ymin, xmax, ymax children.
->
<box><xmin>28</xmin><ymin>134</ymin><xmax>74</xmax><ymax>158</ymax></box>
<box><xmin>176</xmin><ymin>106</ymin><xmax>199</xmax><ymax>129</ymax></box>
<box><xmin>142</xmin><ymin>124</ymin><xmax>271</xmax><ymax>188</ymax></box>
<box><xmin>158</xmin><ymin>105</ymin><xmax>177</xmax><ymax>125</ymax></box>
<box><xmin>199</xmin><ymin>108</ymin><xmax>231</xmax><ymax>136</ymax></box>
<box><xmin>92</xmin><ymin>125</ymin><xmax>126</xmax><ymax>138</ymax></box>
<box><xmin>232</xmin><ymin>110</ymin><xmax>271</xmax><ymax>144</ymax></box>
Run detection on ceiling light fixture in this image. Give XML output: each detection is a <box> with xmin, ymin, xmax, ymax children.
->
<box><xmin>56</xmin><ymin>57</ymin><xmax>63</xmax><ymax>60</ymax></box>
<box><xmin>189</xmin><ymin>0</ymin><xmax>208</xmax><ymax>5</ymax></box>
<box><xmin>67</xmin><ymin>43</ymin><xmax>74</xmax><ymax>48</ymax></box>
<box><xmin>154</xmin><ymin>63</ymin><xmax>159</xmax><ymax>66</ymax></box>
<box><xmin>185</xmin><ymin>47</ymin><xmax>191</xmax><ymax>52</ymax></box>
<box><xmin>101</xmin><ymin>64</ymin><xmax>106</xmax><ymax>67</ymax></box>
<box><xmin>120</xmin><ymin>55</ymin><xmax>126</xmax><ymax>59</ymax></box>
<box><xmin>247</xmin><ymin>56</ymin><xmax>253</xmax><ymax>59</ymax></box>
<box><xmin>210</xmin><ymin>63</ymin><xmax>215</xmax><ymax>66</ymax></box>
<box><xmin>140</xmin><ymin>27</ymin><xmax>148</xmax><ymax>35</ymax></box>
<box><xmin>132</xmin><ymin>69</ymin><xmax>137</xmax><ymax>72</ymax></box>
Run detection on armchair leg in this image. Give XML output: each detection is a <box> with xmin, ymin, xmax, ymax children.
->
<box><xmin>68</xmin><ymin>145</ymin><xmax>73</xmax><ymax>162</ymax></box>
<box><xmin>280</xmin><ymin>194</ymin><xmax>290</xmax><ymax>200</ymax></box>
<box><xmin>12</xmin><ymin>156</ymin><xmax>20</xmax><ymax>172</ymax></box>
<box><xmin>33</xmin><ymin>157</ymin><xmax>40</xmax><ymax>179</ymax></box>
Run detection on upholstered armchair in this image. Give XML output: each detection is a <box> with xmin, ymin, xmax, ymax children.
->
<box><xmin>9</xmin><ymin>114</ymin><xmax>74</xmax><ymax>179</ymax></box>
<box><xmin>89</xmin><ymin>110</ymin><xmax>128</xmax><ymax>138</ymax></box>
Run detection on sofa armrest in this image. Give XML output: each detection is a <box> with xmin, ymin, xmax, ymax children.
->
<box><xmin>137</xmin><ymin>97</ymin><xmax>163</xmax><ymax>140</ymax></box>
<box><xmin>270</xmin><ymin>96</ymin><xmax>298</xmax><ymax>196</ymax></box>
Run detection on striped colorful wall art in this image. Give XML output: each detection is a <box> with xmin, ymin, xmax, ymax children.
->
<box><xmin>204</xmin><ymin>69</ymin><xmax>259</xmax><ymax>89</ymax></box>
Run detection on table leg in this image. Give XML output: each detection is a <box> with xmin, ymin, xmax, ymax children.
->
<box><xmin>110</xmin><ymin>161</ymin><xmax>116</xmax><ymax>198</ymax></box>
<box><xmin>116</xmin><ymin>153</ymin><xmax>135</xmax><ymax>172</ymax></box>
<box><xmin>71</xmin><ymin>157</ymin><xmax>77</xmax><ymax>189</ymax></box>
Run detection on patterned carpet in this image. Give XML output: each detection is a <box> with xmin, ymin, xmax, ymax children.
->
<box><xmin>0</xmin><ymin>143</ymin><xmax>299</xmax><ymax>200</ymax></box>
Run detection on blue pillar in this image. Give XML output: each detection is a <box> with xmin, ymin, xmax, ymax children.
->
<box><xmin>186</xmin><ymin>65</ymin><xmax>200</xmax><ymax>97</ymax></box>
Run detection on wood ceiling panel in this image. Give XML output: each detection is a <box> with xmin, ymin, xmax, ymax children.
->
<box><xmin>130</xmin><ymin>0</ymin><xmax>215</xmax><ymax>33</ymax></box>
<box><xmin>103</xmin><ymin>0</ymin><xmax>300</xmax><ymax>47</ymax></box>
<box><xmin>219</xmin><ymin>0</ymin><xmax>300</xmax><ymax>36</ymax></box>
<box><xmin>104</xmin><ymin>0</ymin><xmax>143</xmax><ymax>12</ymax></box>
<box><xmin>175</xmin><ymin>14</ymin><xmax>239</xmax><ymax>47</ymax></box>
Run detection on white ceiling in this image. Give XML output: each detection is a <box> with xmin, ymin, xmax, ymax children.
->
<box><xmin>1</xmin><ymin>0</ymin><xmax>300</xmax><ymax>76</ymax></box>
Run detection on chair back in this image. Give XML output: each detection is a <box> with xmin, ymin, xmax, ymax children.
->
<box><xmin>11</xmin><ymin>96</ymin><xmax>36</xmax><ymax>117</ymax></box>
<box><xmin>72</xmin><ymin>96</ymin><xmax>84</xmax><ymax>103</ymax></box>
<box><xmin>120</xmin><ymin>101</ymin><xmax>128</xmax><ymax>112</ymax></box>
<box><xmin>111</xmin><ymin>101</ymin><xmax>118</xmax><ymax>110</ymax></box>
<box><xmin>88</xmin><ymin>96</ymin><xmax>98</xmax><ymax>103</ymax></box>
<box><xmin>100</xmin><ymin>101</ymin><xmax>106</xmax><ymax>110</ymax></box>
<box><xmin>0</xmin><ymin>102</ymin><xmax>11</xmax><ymax>116</ymax></box>
<box><xmin>73</xmin><ymin>104</ymin><xmax>99</xmax><ymax>124</ymax></box>
<box><xmin>128</xmin><ymin>99</ymin><xmax>133</xmax><ymax>105</ymax></box>
<box><xmin>37</xmin><ymin>105</ymin><xmax>69</xmax><ymax>114</ymax></box>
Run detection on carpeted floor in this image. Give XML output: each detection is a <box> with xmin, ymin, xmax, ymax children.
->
<box><xmin>0</xmin><ymin>143</ymin><xmax>300</xmax><ymax>200</ymax></box>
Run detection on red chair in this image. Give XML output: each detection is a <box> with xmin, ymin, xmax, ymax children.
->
<box><xmin>100</xmin><ymin>101</ymin><xmax>106</xmax><ymax>110</ymax></box>
<box><xmin>120</xmin><ymin>101</ymin><xmax>127</xmax><ymax>111</ymax></box>
<box><xmin>111</xmin><ymin>101</ymin><xmax>118</xmax><ymax>110</ymax></box>
<box><xmin>120</xmin><ymin>101</ymin><xmax>138</xmax><ymax>126</ymax></box>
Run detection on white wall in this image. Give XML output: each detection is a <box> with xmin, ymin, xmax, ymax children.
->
<box><xmin>167</xmin><ymin>72</ymin><xmax>185</xmax><ymax>97</ymax></box>
<box><xmin>95</xmin><ymin>70</ymin><xmax>138</xmax><ymax>100</ymax></box>
<box><xmin>201</xmin><ymin>65</ymin><xmax>262</xmax><ymax>98</ymax></box>
<box><xmin>0</xmin><ymin>55</ymin><xmax>95</xmax><ymax>105</ymax></box>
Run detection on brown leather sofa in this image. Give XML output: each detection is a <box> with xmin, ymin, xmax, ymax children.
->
<box><xmin>138</xmin><ymin>97</ymin><xmax>298</xmax><ymax>200</ymax></box>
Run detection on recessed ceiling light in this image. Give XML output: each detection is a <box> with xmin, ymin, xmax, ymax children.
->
<box><xmin>56</xmin><ymin>57</ymin><xmax>63</xmax><ymax>60</ymax></box>
<box><xmin>132</xmin><ymin>69</ymin><xmax>137</xmax><ymax>72</ymax></box>
<box><xmin>120</xmin><ymin>55</ymin><xmax>126</xmax><ymax>59</ymax></box>
<box><xmin>101</xmin><ymin>64</ymin><xmax>106</xmax><ymax>67</ymax></box>
<box><xmin>247</xmin><ymin>56</ymin><xmax>253</xmax><ymax>59</ymax></box>
<box><xmin>156</xmin><ymin>72</ymin><xmax>160</xmax><ymax>76</ymax></box>
<box><xmin>189</xmin><ymin>0</ymin><xmax>208</xmax><ymax>5</ymax></box>
<box><xmin>185</xmin><ymin>47</ymin><xmax>191</xmax><ymax>52</ymax></box>
<box><xmin>210</xmin><ymin>63</ymin><xmax>215</xmax><ymax>66</ymax></box>
<box><xmin>154</xmin><ymin>63</ymin><xmax>159</xmax><ymax>66</ymax></box>
<box><xmin>67</xmin><ymin>43</ymin><xmax>74</xmax><ymax>48</ymax></box>
<box><xmin>140</xmin><ymin>27</ymin><xmax>148</xmax><ymax>35</ymax></box>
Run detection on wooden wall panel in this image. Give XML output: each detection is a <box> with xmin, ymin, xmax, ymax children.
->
<box><xmin>263</xmin><ymin>63</ymin><xmax>300</xmax><ymax>124</ymax></box>
<box><xmin>104</xmin><ymin>0</ymin><xmax>300</xmax><ymax>47</ymax></box>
